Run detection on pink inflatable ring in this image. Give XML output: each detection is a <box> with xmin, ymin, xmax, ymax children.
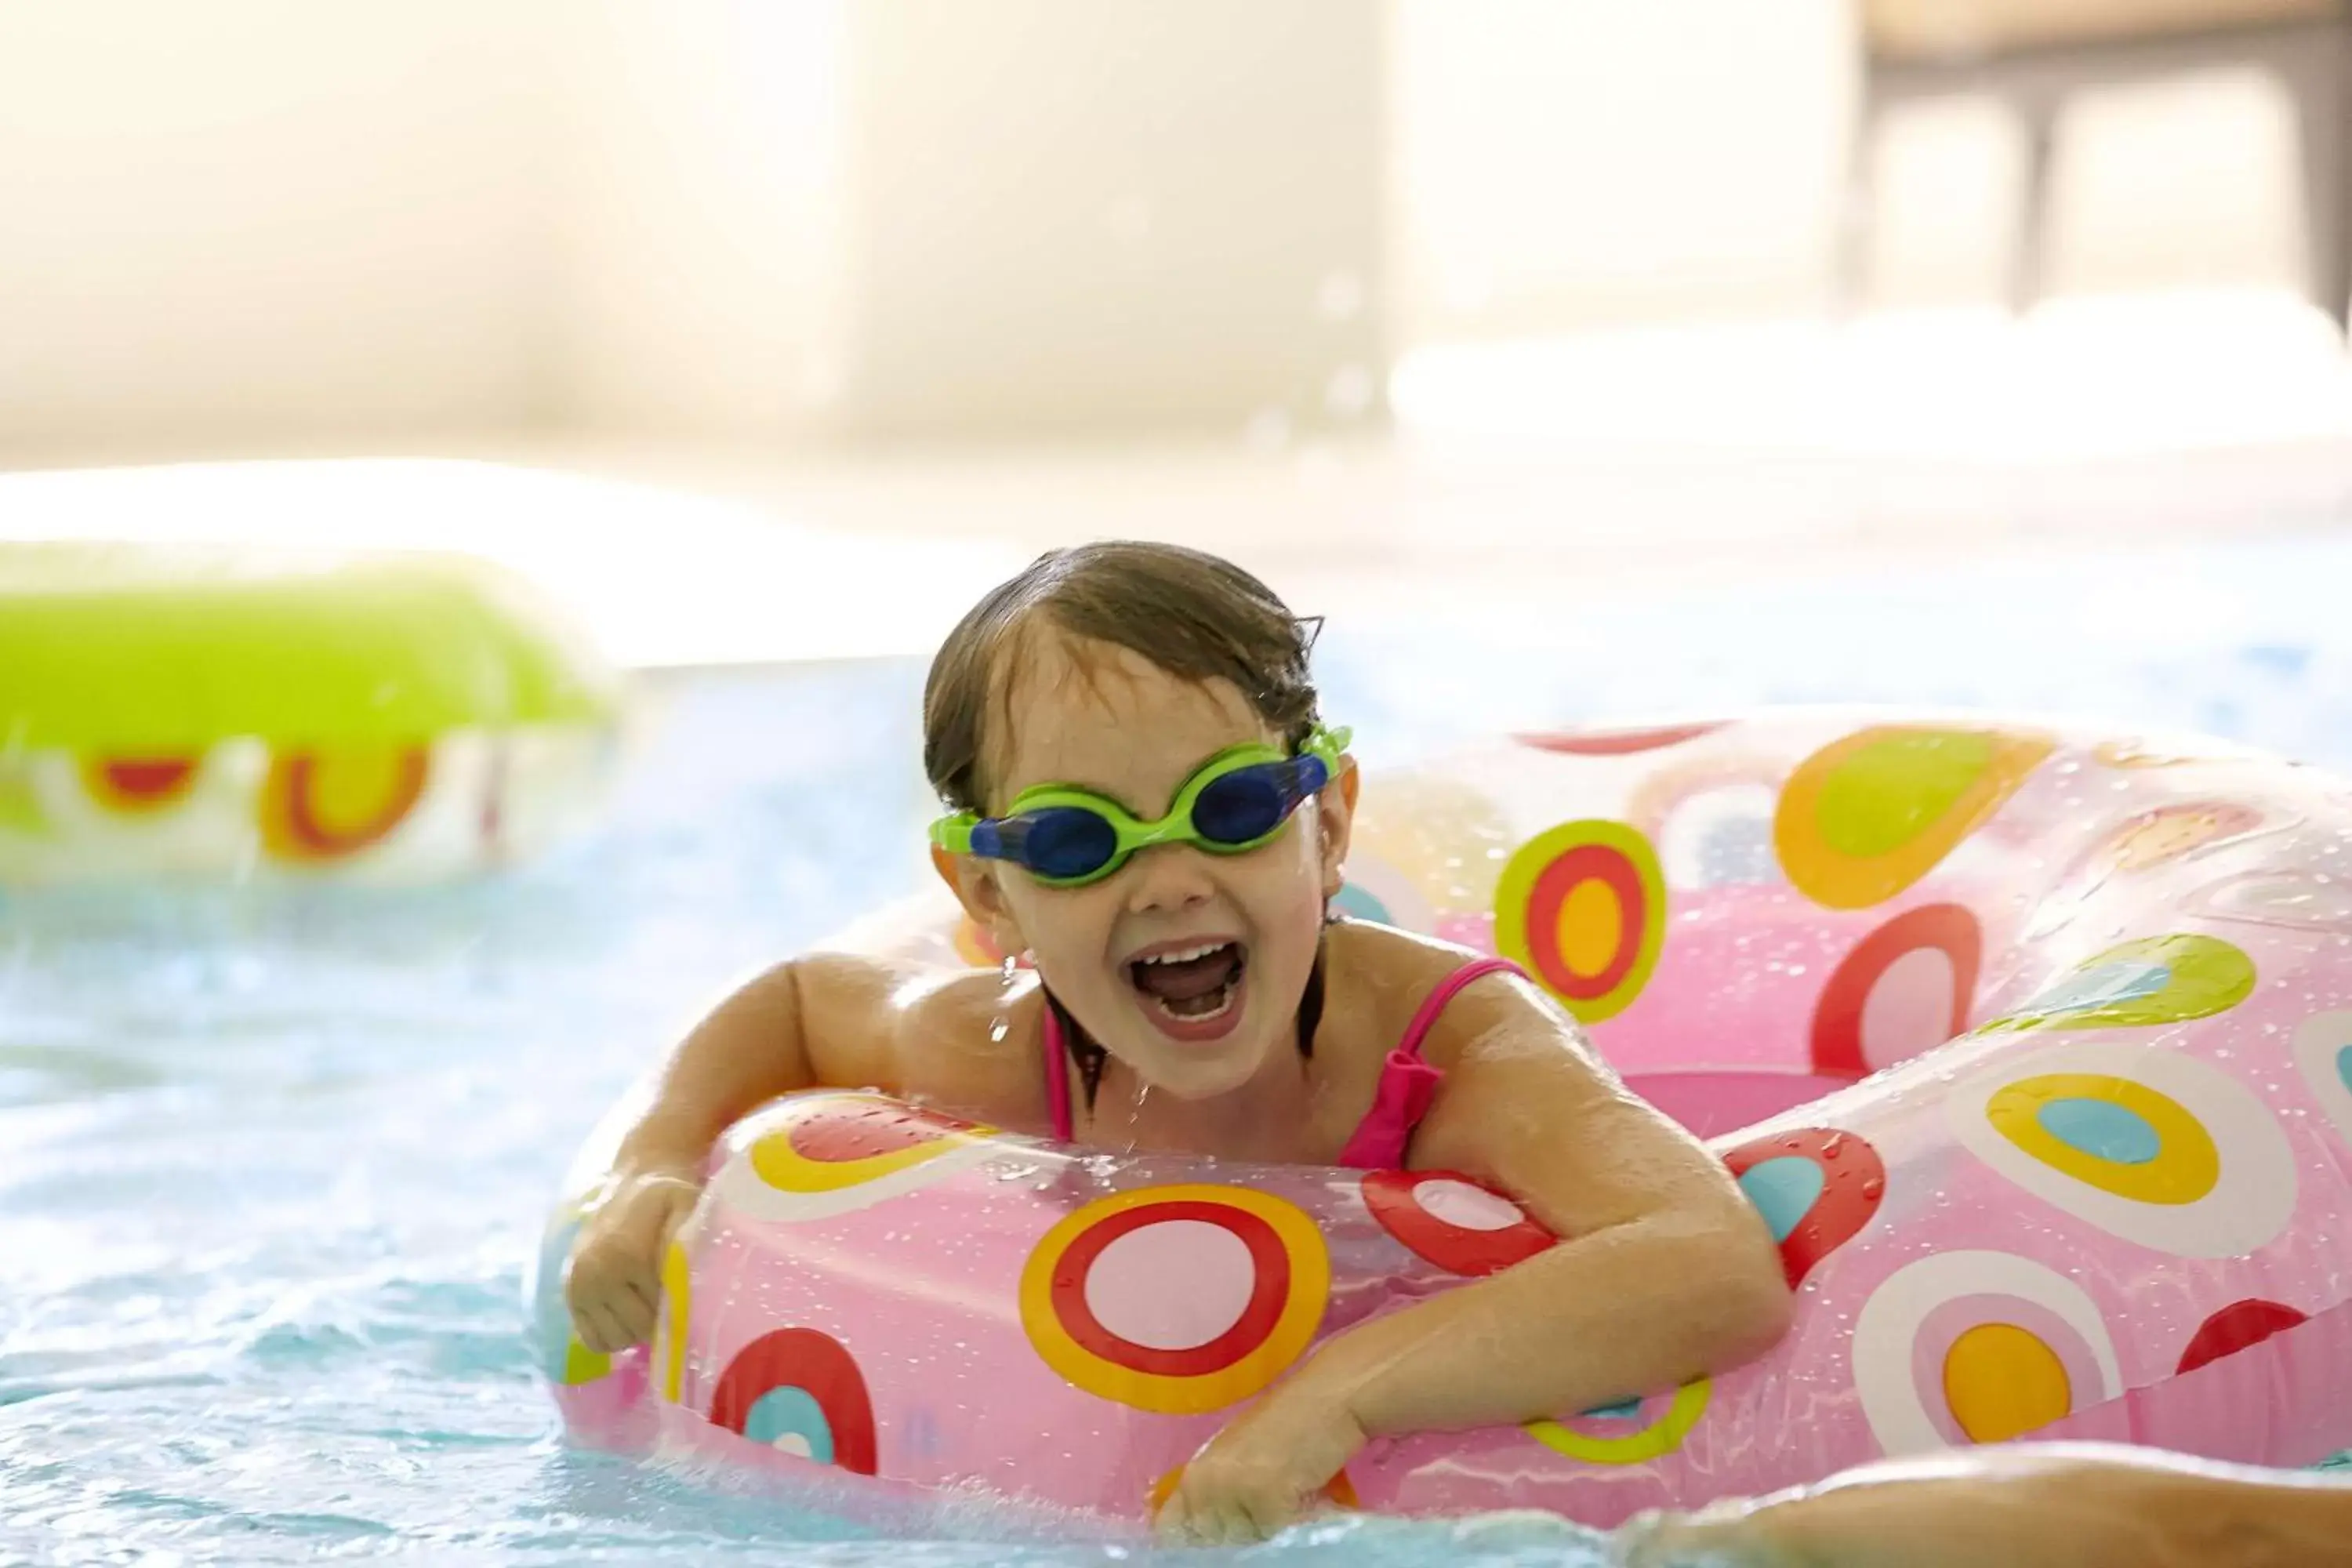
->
<box><xmin>533</xmin><ymin>708</ymin><xmax>2352</xmax><ymax>1527</ymax></box>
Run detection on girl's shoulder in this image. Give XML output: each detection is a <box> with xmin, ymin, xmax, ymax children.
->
<box><xmin>795</xmin><ymin>949</ymin><xmax>1053</xmax><ymax>1131</ymax></box>
<box><xmin>1323</xmin><ymin>917</ymin><xmax>1509</xmax><ymax>1031</ymax></box>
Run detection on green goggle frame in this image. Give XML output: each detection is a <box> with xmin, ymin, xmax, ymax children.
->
<box><xmin>929</xmin><ymin>725</ymin><xmax>1351</xmax><ymax>887</ymax></box>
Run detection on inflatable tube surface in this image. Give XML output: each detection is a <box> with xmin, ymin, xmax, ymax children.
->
<box><xmin>0</xmin><ymin>544</ymin><xmax>622</xmax><ymax>885</ymax></box>
<box><xmin>536</xmin><ymin>709</ymin><xmax>2352</xmax><ymax>1526</ymax></box>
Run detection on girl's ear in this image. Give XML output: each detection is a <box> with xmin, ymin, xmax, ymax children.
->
<box><xmin>1318</xmin><ymin>754</ymin><xmax>1359</xmax><ymax>901</ymax></box>
<box><xmin>938</xmin><ymin>848</ymin><xmax>1029</xmax><ymax>962</ymax></box>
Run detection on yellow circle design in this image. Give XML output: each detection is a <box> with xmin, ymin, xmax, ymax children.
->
<box><xmin>748</xmin><ymin>1100</ymin><xmax>997</xmax><ymax>1194</ymax></box>
<box><xmin>1525</xmin><ymin>1380</ymin><xmax>1712</xmax><ymax>1465</ymax></box>
<box><xmin>561</xmin><ymin>1338</ymin><xmax>613</xmax><ymax>1387</ymax></box>
<box><xmin>1019</xmin><ymin>1183</ymin><xmax>1331</xmax><ymax>1416</ymax></box>
<box><xmin>1776</xmin><ymin>727</ymin><xmax>2054</xmax><ymax>909</ymax></box>
<box><xmin>1943</xmin><ymin>1323</ymin><xmax>2071</xmax><ymax>1443</ymax></box>
<box><xmin>1493</xmin><ymin>818</ymin><xmax>1668</xmax><ymax>1025</ymax></box>
<box><xmin>1984</xmin><ymin>1072</ymin><xmax>2220</xmax><ymax>1205</ymax></box>
<box><xmin>1557</xmin><ymin>878</ymin><xmax>1622</xmax><ymax>978</ymax></box>
<box><xmin>660</xmin><ymin>1239</ymin><xmax>691</xmax><ymax>1403</ymax></box>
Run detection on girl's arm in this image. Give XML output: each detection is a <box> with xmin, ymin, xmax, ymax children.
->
<box><xmin>1156</xmin><ymin>969</ymin><xmax>1789</xmax><ymax>1544</ymax></box>
<box><xmin>563</xmin><ymin>953</ymin><xmax>1032</xmax><ymax>1354</ymax></box>
<box><xmin>1305</xmin><ymin>969</ymin><xmax>1791</xmax><ymax>1436</ymax></box>
<box><xmin>1619</xmin><ymin>1443</ymin><xmax>2352</xmax><ymax>1568</ymax></box>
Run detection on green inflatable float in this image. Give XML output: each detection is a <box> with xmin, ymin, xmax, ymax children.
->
<box><xmin>0</xmin><ymin>543</ymin><xmax>625</xmax><ymax>887</ymax></box>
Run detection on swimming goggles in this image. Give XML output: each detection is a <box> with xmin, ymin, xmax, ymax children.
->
<box><xmin>929</xmin><ymin>725</ymin><xmax>1351</xmax><ymax>888</ymax></box>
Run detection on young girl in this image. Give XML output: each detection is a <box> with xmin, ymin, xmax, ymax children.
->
<box><xmin>563</xmin><ymin>542</ymin><xmax>1792</xmax><ymax>1545</ymax></box>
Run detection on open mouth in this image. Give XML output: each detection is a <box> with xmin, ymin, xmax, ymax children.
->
<box><xmin>1127</xmin><ymin>940</ymin><xmax>1248</xmax><ymax>1029</ymax></box>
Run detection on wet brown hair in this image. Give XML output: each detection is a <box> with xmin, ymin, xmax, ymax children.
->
<box><xmin>922</xmin><ymin>540</ymin><xmax>1322</xmax><ymax>815</ymax></box>
<box><xmin>920</xmin><ymin>540</ymin><xmax>1330</xmax><ymax>1111</ymax></box>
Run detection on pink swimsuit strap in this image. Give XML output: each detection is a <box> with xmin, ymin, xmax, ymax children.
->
<box><xmin>1040</xmin><ymin>956</ymin><xmax>1524</xmax><ymax>1165</ymax></box>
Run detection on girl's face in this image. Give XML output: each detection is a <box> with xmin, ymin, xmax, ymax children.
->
<box><xmin>948</xmin><ymin>633</ymin><xmax>1354</xmax><ymax>1101</ymax></box>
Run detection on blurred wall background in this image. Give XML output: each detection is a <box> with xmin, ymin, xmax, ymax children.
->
<box><xmin>0</xmin><ymin>0</ymin><xmax>2322</xmax><ymax>461</ymax></box>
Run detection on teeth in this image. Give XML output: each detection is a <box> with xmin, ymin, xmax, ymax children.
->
<box><xmin>1136</xmin><ymin>942</ymin><xmax>1231</xmax><ymax>966</ymax></box>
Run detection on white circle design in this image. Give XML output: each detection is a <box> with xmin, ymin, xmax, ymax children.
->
<box><xmin>1860</xmin><ymin>945</ymin><xmax>1962</xmax><ymax>1072</ymax></box>
<box><xmin>1658</xmin><ymin>782</ymin><xmax>1780</xmax><ymax>888</ymax></box>
<box><xmin>1945</xmin><ymin>1040</ymin><xmax>2298</xmax><ymax>1259</ymax></box>
<box><xmin>1853</xmin><ymin>1250</ymin><xmax>2121</xmax><ymax>1457</ymax></box>
<box><xmin>1083</xmin><ymin>1220</ymin><xmax>1258</xmax><ymax>1351</ymax></box>
<box><xmin>1413</xmin><ymin>1178</ymin><xmax>1527</xmax><ymax>1232</ymax></box>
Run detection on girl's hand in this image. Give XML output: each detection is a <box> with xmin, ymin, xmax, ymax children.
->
<box><xmin>563</xmin><ymin>1168</ymin><xmax>702</xmax><ymax>1355</ymax></box>
<box><xmin>1152</xmin><ymin>1379</ymin><xmax>1368</xmax><ymax>1547</ymax></box>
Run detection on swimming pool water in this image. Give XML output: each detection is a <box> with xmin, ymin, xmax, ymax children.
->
<box><xmin>7</xmin><ymin>532</ymin><xmax>2352</xmax><ymax>1566</ymax></box>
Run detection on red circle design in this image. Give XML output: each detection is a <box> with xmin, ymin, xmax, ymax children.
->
<box><xmin>1361</xmin><ymin>1170</ymin><xmax>1557</xmax><ymax>1277</ymax></box>
<box><xmin>98</xmin><ymin>756</ymin><xmax>199</xmax><ymax>806</ymax></box>
<box><xmin>1524</xmin><ymin>844</ymin><xmax>1646</xmax><ymax>1001</ymax></box>
<box><xmin>2177</xmin><ymin>1299</ymin><xmax>2308</xmax><ymax>1376</ymax></box>
<box><xmin>1515</xmin><ymin>723</ymin><xmax>1727</xmax><ymax>757</ymax></box>
<box><xmin>786</xmin><ymin>1100</ymin><xmax>979</xmax><ymax>1163</ymax></box>
<box><xmin>1721</xmin><ymin>1127</ymin><xmax>1887</xmax><ymax>1288</ymax></box>
<box><xmin>1047</xmin><ymin>1200</ymin><xmax>1289</xmax><ymax>1378</ymax></box>
<box><xmin>274</xmin><ymin>749</ymin><xmax>430</xmax><ymax>855</ymax></box>
<box><xmin>709</xmin><ymin>1327</ymin><xmax>880</xmax><ymax>1475</ymax></box>
<box><xmin>1810</xmin><ymin>904</ymin><xmax>1982</xmax><ymax>1077</ymax></box>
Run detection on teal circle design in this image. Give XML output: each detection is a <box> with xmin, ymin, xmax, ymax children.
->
<box><xmin>2336</xmin><ymin>1044</ymin><xmax>2352</xmax><ymax>1097</ymax></box>
<box><xmin>1736</xmin><ymin>1156</ymin><xmax>1825</xmax><ymax>1244</ymax></box>
<box><xmin>742</xmin><ymin>1385</ymin><xmax>834</xmax><ymax>1463</ymax></box>
<box><xmin>1580</xmin><ymin>1396</ymin><xmax>1643</xmax><ymax>1420</ymax></box>
<box><xmin>2025</xmin><ymin>961</ymin><xmax>2171</xmax><ymax>1016</ymax></box>
<box><xmin>2036</xmin><ymin>1096</ymin><xmax>2161</xmax><ymax>1164</ymax></box>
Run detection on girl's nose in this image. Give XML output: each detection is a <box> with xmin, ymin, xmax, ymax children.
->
<box><xmin>1122</xmin><ymin>842</ymin><xmax>1217</xmax><ymax>914</ymax></box>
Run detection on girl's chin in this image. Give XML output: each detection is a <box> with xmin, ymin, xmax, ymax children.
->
<box><xmin>1121</xmin><ymin>1024</ymin><xmax>1280</xmax><ymax>1101</ymax></box>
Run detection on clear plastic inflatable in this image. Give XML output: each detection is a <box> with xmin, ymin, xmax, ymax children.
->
<box><xmin>535</xmin><ymin>710</ymin><xmax>2352</xmax><ymax>1527</ymax></box>
<box><xmin>0</xmin><ymin>544</ymin><xmax>622</xmax><ymax>886</ymax></box>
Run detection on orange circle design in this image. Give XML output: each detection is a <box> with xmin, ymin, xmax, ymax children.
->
<box><xmin>259</xmin><ymin>746</ymin><xmax>430</xmax><ymax>862</ymax></box>
<box><xmin>1775</xmin><ymin>727</ymin><xmax>2054</xmax><ymax>909</ymax></box>
<box><xmin>1020</xmin><ymin>1183</ymin><xmax>1330</xmax><ymax>1415</ymax></box>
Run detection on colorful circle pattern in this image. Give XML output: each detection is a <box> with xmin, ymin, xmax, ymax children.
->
<box><xmin>1526</xmin><ymin>1380</ymin><xmax>1711</xmax><ymax>1465</ymax></box>
<box><xmin>2190</xmin><ymin>872</ymin><xmax>2352</xmax><ymax>935</ymax></box>
<box><xmin>1721</xmin><ymin>1127</ymin><xmax>1886</xmax><ymax>1289</ymax></box>
<box><xmin>1810</xmin><ymin>904</ymin><xmax>1980</xmax><ymax>1076</ymax></box>
<box><xmin>533</xmin><ymin>1211</ymin><xmax>612</xmax><ymax>1387</ymax></box>
<box><xmin>2291</xmin><ymin>1009</ymin><xmax>2352</xmax><ymax>1149</ymax></box>
<box><xmin>2089</xmin><ymin>801</ymin><xmax>2267</xmax><ymax>874</ymax></box>
<box><xmin>1775</xmin><ymin>726</ymin><xmax>2054</xmax><ymax>910</ymax></box>
<box><xmin>1947</xmin><ymin>1040</ymin><xmax>2297</xmax><ymax>1258</ymax></box>
<box><xmin>1493</xmin><ymin>819</ymin><xmax>1667</xmax><ymax>1024</ymax></box>
<box><xmin>708</xmin><ymin>1091</ymin><xmax>1004</xmax><ymax>1224</ymax></box>
<box><xmin>1360</xmin><ymin>1169</ymin><xmax>1557</xmax><ymax>1277</ymax></box>
<box><xmin>2177</xmin><ymin>1298</ymin><xmax>2308</xmax><ymax>1376</ymax></box>
<box><xmin>82</xmin><ymin>754</ymin><xmax>201</xmax><ymax>815</ymax></box>
<box><xmin>1853</xmin><ymin>1250</ymin><xmax>2121</xmax><ymax>1454</ymax></box>
<box><xmin>1020</xmin><ymin>1183</ymin><xmax>1330</xmax><ymax>1415</ymax></box>
<box><xmin>259</xmin><ymin>746</ymin><xmax>430</xmax><ymax>862</ymax></box>
<box><xmin>1515</xmin><ymin>721</ymin><xmax>1727</xmax><ymax>757</ymax></box>
<box><xmin>709</xmin><ymin>1327</ymin><xmax>880</xmax><ymax>1474</ymax></box>
<box><xmin>1975</xmin><ymin>934</ymin><xmax>2256</xmax><ymax>1033</ymax></box>
<box><xmin>660</xmin><ymin>1239</ymin><xmax>691</xmax><ymax>1403</ymax></box>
